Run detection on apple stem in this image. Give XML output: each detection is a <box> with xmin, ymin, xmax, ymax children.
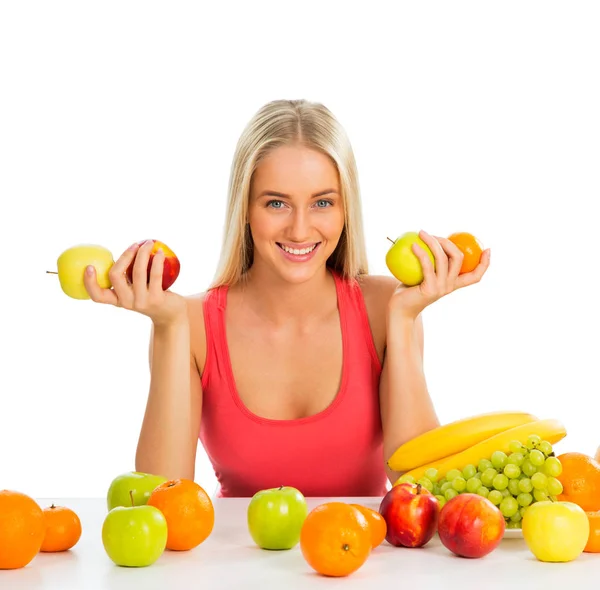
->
<box><xmin>416</xmin><ymin>483</ymin><xmax>422</xmax><ymax>494</ymax></box>
<box><xmin>46</xmin><ymin>271</ymin><xmax>58</xmax><ymax>275</ymax></box>
<box><xmin>386</xmin><ymin>237</ymin><xmax>395</xmax><ymax>244</ymax></box>
<box><xmin>129</xmin><ymin>490</ymin><xmax>134</xmax><ymax>507</ymax></box>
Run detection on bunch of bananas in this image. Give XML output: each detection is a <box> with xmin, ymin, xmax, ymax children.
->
<box><xmin>388</xmin><ymin>411</ymin><xmax>567</xmax><ymax>485</ymax></box>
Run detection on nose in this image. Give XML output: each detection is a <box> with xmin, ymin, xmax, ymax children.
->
<box><xmin>288</xmin><ymin>207</ymin><xmax>312</xmax><ymax>241</ymax></box>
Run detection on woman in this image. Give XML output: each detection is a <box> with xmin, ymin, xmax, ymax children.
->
<box><xmin>84</xmin><ymin>99</ymin><xmax>491</xmax><ymax>498</ymax></box>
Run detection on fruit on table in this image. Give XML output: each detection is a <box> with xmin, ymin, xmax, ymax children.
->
<box><xmin>52</xmin><ymin>244</ymin><xmax>114</xmax><ymax>299</ymax></box>
<box><xmin>438</xmin><ymin>493</ymin><xmax>505</xmax><ymax>558</ymax></box>
<box><xmin>584</xmin><ymin>510</ymin><xmax>600</xmax><ymax>553</ymax></box>
<box><xmin>247</xmin><ymin>485</ymin><xmax>308</xmax><ymax>550</ymax></box>
<box><xmin>107</xmin><ymin>471</ymin><xmax>168</xmax><ymax>511</ymax></box>
<box><xmin>556</xmin><ymin>452</ymin><xmax>600</xmax><ymax>512</ymax></box>
<box><xmin>102</xmin><ymin>495</ymin><xmax>168</xmax><ymax>567</ymax></box>
<box><xmin>300</xmin><ymin>502</ymin><xmax>371</xmax><ymax>577</ymax></box>
<box><xmin>40</xmin><ymin>504</ymin><xmax>82</xmax><ymax>552</ymax></box>
<box><xmin>385</xmin><ymin>231</ymin><xmax>435</xmax><ymax>286</ymax></box>
<box><xmin>125</xmin><ymin>239</ymin><xmax>181</xmax><ymax>291</ymax></box>
<box><xmin>447</xmin><ymin>232</ymin><xmax>484</xmax><ymax>274</ymax></box>
<box><xmin>596</xmin><ymin>445</ymin><xmax>600</xmax><ymax>462</ymax></box>
<box><xmin>522</xmin><ymin>500</ymin><xmax>589</xmax><ymax>562</ymax></box>
<box><xmin>0</xmin><ymin>490</ymin><xmax>45</xmax><ymax>569</ymax></box>
<box><xmin>387</xmin><ymin>410</ymin><xmax>538</xmax><ymax>472</ymax></box>
<box><xmin>397</xmin><ymin>418</ymin><xmax>566</xmax><ymax>482</ymax></box>
<box><xmin>378</xmin><ymin>483</ymin><xmax>440</xmax><ymax>548</ymax></box>
<box><xmin>350</xmin><ymin>504</ymin><xmax>387</xmax><ymax>549</ymax></box>
<box><xmin>147</xmin><ymin>478</ymin><xmax>214</xmax><ymax>550</ymax></box>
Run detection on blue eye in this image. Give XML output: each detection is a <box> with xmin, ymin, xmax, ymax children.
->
<box><xmin>315</xmin><ymin>199</ymin><xmax>333</xmax><ymax>208</ymax></box>
<box><xmin>266</xmin><ymin>200</ymin><xmax>285</xmax><ymax>209</ymax></box>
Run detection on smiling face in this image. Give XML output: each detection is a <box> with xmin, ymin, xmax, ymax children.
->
<box><xmin>247</xmin><ymin>144</ymin><xmax>345</xmax><ymax>284</ymax></box>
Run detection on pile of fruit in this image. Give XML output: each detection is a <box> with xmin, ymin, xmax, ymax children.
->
<box><xmin>387</xmin><ymin>412</ymin><xmax>567</xmax><ymax>530</ymax></box>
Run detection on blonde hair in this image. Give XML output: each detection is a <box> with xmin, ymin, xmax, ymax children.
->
<box><xmin>210</xmin><ymin>99</ymin><xmax>369</xmax><ymax>287</ymax></box>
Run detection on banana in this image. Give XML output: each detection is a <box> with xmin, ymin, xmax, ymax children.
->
<box><xmin>387</xmin><ymin>411</ymin><xmax>538</xmax><ymax>472</ymax></box>
<box><xmin>394</xmin><ymin>418</ymin><xmax>567</xmax><ymax>484</ymax></box>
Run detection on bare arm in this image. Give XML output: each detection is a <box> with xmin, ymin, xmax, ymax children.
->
<box><xmin>380</xmin><ymin>312</ymin><xmax>439</xmax><ymax>485</ymax></box>
<box><xmin>135</xmin><ymin>316</ymin><xmax>203</xmax><ymax>481</ymax></box>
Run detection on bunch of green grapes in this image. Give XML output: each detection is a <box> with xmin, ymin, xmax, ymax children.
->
<box><xmin>398</xmin><ymin>435</ymin><xmax>564</xmax><ymax>529</ymax></box>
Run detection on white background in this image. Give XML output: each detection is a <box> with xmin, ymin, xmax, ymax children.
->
<box><xmin>1</xmin><ymin>2</ymin><xmax>599</xmax><ymax>499</ymax></box>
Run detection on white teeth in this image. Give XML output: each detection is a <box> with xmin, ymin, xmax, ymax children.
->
<box><xmin>280</xmin><ymin>244</ymin><xmax>317</xmax><ymax>255</ymax></box>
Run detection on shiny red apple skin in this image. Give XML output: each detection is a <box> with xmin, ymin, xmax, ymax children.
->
<box><xmin>125</xmin><ymin>239</ymin><xmax>181</xmax><ymax>291</ymax></box>
<box><xmin>378</xmin><ymin>483</ymin><xmax>440</xmax><ymax>548</ymax></box>
<box><xmin>438</xmin><ymin>493</ymin><xmax>505</xmax><ymax>558</ymax></box>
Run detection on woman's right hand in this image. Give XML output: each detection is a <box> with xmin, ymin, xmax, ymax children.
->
<box><xmin>83</xmin><ymin>240</ymin><xmax>188</xmax><ymax>328</ymax></box>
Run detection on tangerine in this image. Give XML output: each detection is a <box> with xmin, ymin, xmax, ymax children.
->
<box><xmin>584</xmin><ymin>511</ymin><xmax>600</xmax><ymax>553</ymax></box>
<box><xmin>350</xmin><ymin>504</ymin><xmax>387</xmax><ymax>548</ymax></box>
<box><xmin>300</xmin><ymin>502</ymin><xmax>371</xmax><ymax>577</ymax></box>
<box><xmin>40</xmin><ymin>504</ymin><xmax>82</xmax><ymax>552</ymax></box>
<box><xmin>447</xmin><ymin>232</ymin><xmax>484</xmax><ymax>274</ymax></box>
<box><xmin>557</xmin><ymin>452</ymin><xmax>600</xmax><ymax>512</ymax></box>
<box><xmin>0</xmin><ymin>490</ymin><xmax>45</xmax><ymax>569</ymax></box>
<box><xmin>147</xmin><ymin>479</ymin><xmax>214</xmax><ymax>551</ymax></box>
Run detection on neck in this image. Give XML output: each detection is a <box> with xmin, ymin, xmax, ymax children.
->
<box><xmin>239</xmin><ymin>264</ymin><xmax>336</xmax><ymax>327</ymax></box>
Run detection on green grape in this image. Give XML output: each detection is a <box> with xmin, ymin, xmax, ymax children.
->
<box><xmin>466</xmin><ymin>477</ymin><xmax>482</xmax><ymax>493</ymax></box>
<box><xmin>517</xmin><ymin>492</ymin><xmax>533</xmax><ymax>506</ymax></box>
<box><xmin>507</xmin><ymin>520</ymin><xmax>521</xmax><ymax>529</ymax></box>
<box><xmin>543</xmin><ymin>456</ymin><xmax>563</xmax><ymax>478</ymax></box>
<box><xmin>522</xmin><ymin>460</ymin><xmax>537</xmax><ymax>477</ymax></box>
<box><xmin>425</xmin><ymin>468</ymin><xmax>439</xmax><ymax>482</ymax></box>
<box><xmin>446</xmin><ymin>469</ymin><xmax>462</xmax><ymax>482</ymax></box>
<box><xmin>481</xmin><ymin>468</ymin><xmax>498</xmax><ymax>487</ymax></box>
<box><xmin>491</xmin><ymin>451</ymin><xmax>508</xmax><ymax>469</ymax></box>
<box><xmin>510</xmin><ymin>510</ymin><xmax>523</xmax><ymax>523</ymax></box>
<box><xmin>509</xmin><ymin>440</ymin><xmax>524</xmax><ymax>454</ymax></box>
<box><xmin>488</xmin><ymin>490</ymin><xmax>503</xmax><ymax>505</ymax></box>
<box><xmin>462</xmin><ymin>464</ymin><xmax>477</xmax><ymax>480</ymax></box>
<box><xmin>526</xmin><ymin>434</ymin><xmax>542</xmax><ymax>449</ymax></box>
<box><xmin>531</xmin><ymin>472</ymin><xmax>548</xmax><ymax>490</ymax></box>
<box><xmin>508</xmin><ymin>479</ymin><xmax>520</xmax><ymax>496</ymax></box>
<box><xmin>398</xmin><ymin>474</ymin><xmax>416</xmax><ymax>484</ymax></box>
<box><xmin>432</xmin><ymin>485</ymin><xmax>441</xmax><ymax>496</ymax></box>
<box><xmin>435</xmin><ymin>494</ymin><xmax>446</xmax><ymax>508</ymax></box>
<box><xmin>529</xmin><ymin>449</ymin><xmax>545</xmax><ymax>466</ymax></box>
<box><xmin>518</xmin><ymin>478</ymin><xmax>533</xmax><ymax>493</ymax></box>
<box><xmin>438</xmin><ymin>478</ymin><xmax>447</xmax><ymax>486</ymax></box>
<box><xmin>478</xmin><ymin>459</ymin><xmax>493</xmax><ymax>473</ymax></box>
<box><xmin>492</xmin><ymin>473</ymin><xmax>509</xmax><ymax>491</ymax></box>
<box><xmin>538</xmin><ymin>440</ymin><xmax>553</xmax><ymax>456</ymax></box>
<box><xmin>501</xmin><ymin>488</ymin><xmax>511</xmax><ymax>497</ymax></box>
<box><xmin>476</xmin><ymin>486</ymin><xmax>490</xmax><ymax>498</ymax></box>
<box><xmin>418</xmin><ymin>477</ymin><xmax>434</xmax><ymax>492</ymax></box>
<box><xmin>452</xmin><ymin>477</ymin><xmax>467</xmax><ymax>492</ymax></box>
<box><xmin>547</xmin><ymin>477</ymin><xmax>563</xmax><ymax>496</ymax></box>
<box><xmin>504</xmin><ymin>464</ymin><xmax>521</xmax><ymax>479</ymax></box>
<box><xmin>519</xmin><ymin>506</ymin><xmax>527</xmax><ymax>518</ymax></box>
<box><xmin>474</xmin><ymin>472</ymin><xmax>482</xmax><ymax>480</ymax></box>
<box><xmin>507</xmin><ymin>452</ymin><xmax>525</xmax><ymax>467</ymax></box>
<box><xmin>500</xmin><ymin>497</ymin><xmax>519</xmax><ymax>517</ymax></box>
<box><xmin>445</xmin><ymin>488</ymin><xmax>458</xmax><ymax>501</ymax></box>
<box><xmin>441</xmin><ymin>481</ymin><xmax>453</xmax><ymax>493</ymax></box>
<box><xmin>533</xmin><ymin>489</ymin><xmax>549</xmax><ymax>502</ymax></box>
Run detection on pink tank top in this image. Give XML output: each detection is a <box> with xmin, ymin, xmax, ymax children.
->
<box><xmin>199</xmin><ymin>271</ymin><xmax>388</xmax><ymax>498</ymax></box>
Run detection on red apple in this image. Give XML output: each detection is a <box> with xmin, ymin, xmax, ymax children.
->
<box><xmin>438</xmin><ymin>493</ymin><xmax>505</xmax><ymax>558</ymax></box>
<box><xmin>126</xmin><ymin>239</ymin><xmax>181</xmax><ymax>291</ymax></box>
<box><xmin>378</xmin><ymin>483</ymin><xmax>440</xmax><ymax>548</ymax></box>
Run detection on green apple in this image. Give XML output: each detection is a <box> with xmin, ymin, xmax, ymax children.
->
<box><xmin>53</xmin><ymin>244</ymin><xmax>114</xmax><ymax>299</ymax></box>
<box><xmin>107</xmin><ymin>472</ymin><xmax>169</xmax><ymax>511</ymax></box>
<box><xmin>102</xmin><ymin>502</ymin><xmax>168</xmax><ymax>567</ymax></box>
<box><xmin>522</xmin><ymin>500</ymin><xmax>590</xmax><ymax>562</ymax></box>
<box><xmin>247</xmin><ymin>486</ymin><xmax>308</xmax><ymax>550</ymax></box>
<box><xmin>385</xmin><ymin>231</ymin><xmax>435</xmax><ymax>286</ymax></box>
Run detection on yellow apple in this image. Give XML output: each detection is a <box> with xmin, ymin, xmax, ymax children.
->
<box><xmin>55</xmin><ymin>244</ymin><xmax>114</xmax><ymax>299</ymax></box>
<box><xmin>385</xmin><ymin>232</ymin><xmax>435</xmax><ymax>286</ymax></box>
<box><xmin>522</xmin><ymin>500</ymin><xmax>590</xmax><ymax>562</ymax></box>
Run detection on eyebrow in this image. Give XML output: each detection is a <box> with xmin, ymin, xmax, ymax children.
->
<box><xmin>258</xmin><ymin>189</ymin><xmax>339</xmax><ymax>198</ymax></box>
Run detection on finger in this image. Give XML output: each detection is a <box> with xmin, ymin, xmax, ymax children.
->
<box><xmin>83</xmin><ymin>265</ymin><xmax>118</xmax><ymax>305</ymax></box>
<box><xmin>456</xmin><ymin>248</ymin><xmax>491</xmax><ymax>289</ymax></box>
<box><xmin>412</xmin><ymin>242</ymin><xmax>437</xmax><ymax>286</ymax></box>
<box><xmin>418</xmin><ymin>230</ymin><xmax>447</xmax><ymax>279</ymax></box>
<box><xmin>434</xmin><ymin>236</ymin><xmax>464</xmax><ymax>279</ymax></box>
<box><xmin>132</xmin><ymin>240</ymin><xmax>154</xmax><ymax>301</ymax></box>
<box><xmin>148</xmin><ymin>248</ymin><xmax>165</xmax><ymax>296</ymax></box>
<box><xmin>108</xmin><ymin>242</ymin><xmax>140</xmax><ymax>306</ymax></box>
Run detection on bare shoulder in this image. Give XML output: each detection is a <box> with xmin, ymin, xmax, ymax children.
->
<box><xmin>184</xmin><ymin>291</ymin><xmax>210</xmax><ymax>374</ymax></box>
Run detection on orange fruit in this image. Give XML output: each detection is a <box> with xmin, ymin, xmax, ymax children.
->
<box><xmin>350</xmin><ymin>504</ymin><xmax>387</xmax><ymax>548</ymax></box>
<box><xmin>40</xmin><ymin>504</ymin><xmax>82</xmax><ymax>552</ymax></box>
<box><xmin>584</xmin><ymin>511</ymin><xmax>600</xmax><ymax>553</ymax></box>
<box><xmin>147</xmin><ymin>479</ymin><xmax>214</xmax><ymax>551</ymax></box>
<box><xmin>300</xmin><ymin>502</ymin><xmax>371</xmax><ymax>577</ymax></box>
<box><xmin>557</xmin><ymin>452</ymin><xmax>600</xmax><ymax>512</ymax></box>
<box><xmin>0</xmin><ymin>490</ymin><xmax>45</xmax><ymax>569</ymax></box>
<box><xmin>447</xmin><ymin>232</ymin><xmax>484</xmax><ymax>274</ymax></box>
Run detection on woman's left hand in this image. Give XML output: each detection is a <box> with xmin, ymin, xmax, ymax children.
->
<box><xmin>388</xmin><ymin>230</ymin><xmax>491</xmax><ymax>321</ymax></box>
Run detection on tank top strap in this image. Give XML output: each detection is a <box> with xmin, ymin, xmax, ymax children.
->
<box><xmin>201</xmin><ymin>285</ymin><xmax>229</xmax><ymax>390</ymax></box>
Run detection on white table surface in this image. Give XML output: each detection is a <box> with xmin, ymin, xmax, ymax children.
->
<box><xmin>1</xmin><ymin>496</ymin><xmax>597</xmax><ymax>589</ymax></box>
